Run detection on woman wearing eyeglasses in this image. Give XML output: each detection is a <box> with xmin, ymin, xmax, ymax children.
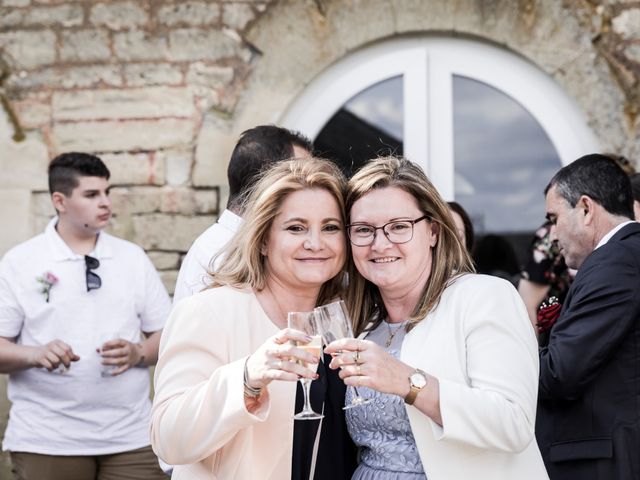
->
<box><xmin>324</xmin><ymin>157</ymin><xmax>548</xmax><ymax>480</ymax></box>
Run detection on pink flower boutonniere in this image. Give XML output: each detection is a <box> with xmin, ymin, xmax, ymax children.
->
<box><xmin>537</xmin><ymin>296</ymin><xmax>561</xmax><ymax>334</ymax></box>
<box><xmin>36</xmin><ymin>271</ymin><xmax>58</xmax><ymax>303</ymax></box>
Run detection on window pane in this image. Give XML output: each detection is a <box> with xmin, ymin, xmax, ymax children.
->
<box><xmin>453</xmin><ymin>75</ymin><xmax>562</xmax><ymax>234</ymax></box>
<box><xmin>314</xmin><ymin>76</ymin><xmax>403</xmax><ymax>177</ymax></box>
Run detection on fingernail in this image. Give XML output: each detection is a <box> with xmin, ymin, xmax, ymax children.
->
<box><xmin>303</xmin><ymin>334</ymin><xmax>313</xmax><ymax>342</ymax></box>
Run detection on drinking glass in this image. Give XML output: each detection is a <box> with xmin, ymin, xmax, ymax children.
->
<box><xmin>96</xmin><ymin>331</ymin><xmax>127</xmax><ymax>377</ymax></box>
<box><xmin>287</xmin><ymin>311</ymin><xmax>324</xmax><ymax>420</ymax></box>
<box><xmin>313</xmin><ymin>300</ymin><xmax>372</xmax><ymax>409</ymax></box>
<box><xmin>47</xmin><ymin>335</ymin><xmax>72</xmax><ymax>374</ymax></box>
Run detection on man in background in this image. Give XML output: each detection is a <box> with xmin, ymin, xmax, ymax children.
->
<box><xmin>0</xmin><ymin>152</ymin><xmax>170</xmax><ymax>480</ymax></box>
<box><xmin>537</xmin><ymin>153</ymin><xmax>640</xmax><ymax>479</ymax></box>
<box><xmin>172</xmin><ymin>124</ymin><xmax>312</xmax><ymax>303</ymax></box>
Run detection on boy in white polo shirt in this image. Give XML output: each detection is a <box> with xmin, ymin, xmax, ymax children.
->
<box><xmin>0</xmin><ymin>152</ymin><xmax>170</xmax><ymax>480</ymax></box>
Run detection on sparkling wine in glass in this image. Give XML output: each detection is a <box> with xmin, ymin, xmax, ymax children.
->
<box><xmin>313</xmin><ymin>300</ymin><xmax>372</xmax><ymax>409</ymax></box>
<box><xmin>288</xmin><ymin>311</ymin><xmax>324</xmax><ymax>421</ymax></box>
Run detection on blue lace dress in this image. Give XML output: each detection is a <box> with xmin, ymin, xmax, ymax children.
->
<box><xmin>345</xmin><ymin>321</ymin><xmax>427</xmax><ymax>479</ymax></box>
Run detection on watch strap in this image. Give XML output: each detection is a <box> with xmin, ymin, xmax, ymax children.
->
<box><xmin>404</xmin><ymin>369</ymin><xmax>427</xmax><ymax>405</ymax></box>
<box><xmin>404</xmin><ymin>385</ymin><xmax>420</xmax><ymax>405</ymax></box>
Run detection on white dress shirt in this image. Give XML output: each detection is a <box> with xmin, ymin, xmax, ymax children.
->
<box><xmin>595</xmin><ymin>220</ymin><xmax>636</xmax><ymax>250</ymax></box>
<box><xmin>172</xmin><ymin>209</ymin><xmax>243</xmax><ymax>304</ymax></box>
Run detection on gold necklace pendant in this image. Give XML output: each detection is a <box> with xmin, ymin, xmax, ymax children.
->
<box><xmin>384</xmin><ymin>321</ymin><xmax>405</xmax><ymax>348</ymax></box>
<box><xmin>385</xmin><ymin>334</ymin><xmax>394</xmax><ymax>348</ymax></box>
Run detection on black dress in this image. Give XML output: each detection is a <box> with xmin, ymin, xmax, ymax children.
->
<box><xmin>291</xmin><ymin>353</ymin><xmax>357</xmax><ymax>480</ymax></box>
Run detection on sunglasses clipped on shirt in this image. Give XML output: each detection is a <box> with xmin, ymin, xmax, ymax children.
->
<box><xmin>85</xmin><ymin>255</ymin><xmax>102</xmax><ymax>292</ymax></box>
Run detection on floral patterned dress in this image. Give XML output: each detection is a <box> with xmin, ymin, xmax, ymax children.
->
<box><xmin>345</xmin><ymin>321</ymin><xmax>426</xmax><ymax>479</ymax></box>
<box><xmin>521</xmin><ymin>221</ymin><xmax>575</xmax><ymax>345</ymax></box>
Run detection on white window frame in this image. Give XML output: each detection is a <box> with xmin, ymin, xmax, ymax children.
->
<box><xmin>280</xmin><ymin>36</ymin><xmax>600</xmax><ymax>200</ymax></box>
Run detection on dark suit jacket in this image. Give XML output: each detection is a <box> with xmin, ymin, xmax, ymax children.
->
<box><xmin>291</xmin><ymin>353</ymin><xmax>357</xmax><ymax>480</ymax></box>
<box><xmin>537</xmin><ymin>222</ymin><xmax>640</xmax><ymax>480</ymax></box>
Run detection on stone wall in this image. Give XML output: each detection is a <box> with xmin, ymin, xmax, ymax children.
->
<box><xmin>566</xmin><ymin>0</ymin><xmax>640</xmax><ymax>151</ymax></box>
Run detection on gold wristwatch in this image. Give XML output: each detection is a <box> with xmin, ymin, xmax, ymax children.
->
<box><xmin>404</xmin><ymin>368</ymin><xmax>428</xmax><ymax>405</ymax></box>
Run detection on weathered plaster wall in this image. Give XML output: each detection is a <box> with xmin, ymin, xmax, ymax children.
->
<box><xmin>238</xmin><ymin>0</ymin><xmax>639</xmax><ymax>161</ymax></box>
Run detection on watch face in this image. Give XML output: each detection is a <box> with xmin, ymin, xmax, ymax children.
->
<box><xmin>410</xmin><ymin>371</ymin><xmax>427</xmax><ymax>388</ymax></box>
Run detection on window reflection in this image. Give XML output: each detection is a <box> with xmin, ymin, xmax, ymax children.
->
<box><xmin>314</xmin><ymin>76</ymin><xmax>403</xmax><ymax>177</ymax></box>
<box><xmin>453</xmin><ymin>75</ymin><xmax>562</xmax><ymax>235</ymax></box>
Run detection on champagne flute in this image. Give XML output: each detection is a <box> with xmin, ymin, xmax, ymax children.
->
<box><xmin>313</xmin><ymin>300</ymin><xmax>372</xmax><ymax>409</ymax></box>
<box><xmin>288</xmin><ymin>311</ymin><xmax>324</xmax><ymax>420</ymax></box>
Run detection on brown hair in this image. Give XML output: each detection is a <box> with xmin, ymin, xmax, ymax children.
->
<box><xmin>209</xmin><ymin>157</ymin><xmax>347</xmax><ymax>306</ymax></box>
<box><xmin>346</xmin><ymin>156</ymin><xmax>474</xmax><ymax>335</ymax></box>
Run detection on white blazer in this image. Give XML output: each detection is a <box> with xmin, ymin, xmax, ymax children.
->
<box><xmin>151</xmin><ymin>287</ymin><xmax>297</xmax><ymax>480</ymax></box>
<box><xmin>401</xmin><ymin>274</ymin><xmax>549</xmax><ymax>479</ymax></box>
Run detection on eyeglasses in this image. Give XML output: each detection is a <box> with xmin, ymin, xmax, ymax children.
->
<box><xmin>85</xmin><ymin>255</ymin><xmax>102</xmax><ymax>292</ymax></box>
<box><xmin>346</xmin><ymin>214</ymin><xmax>430</xmax><ymax>247</ymax></box>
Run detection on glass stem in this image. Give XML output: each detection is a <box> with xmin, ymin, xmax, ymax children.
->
<box><xmin>300</xmin><ymin>378</ymin><xmax>313</xmax><ymax>413</ymax></box>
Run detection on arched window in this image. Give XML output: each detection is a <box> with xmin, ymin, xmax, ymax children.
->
<box><xmin>281</xmin><ymin>37</ymin><xmax>599</xmax><ymax>253</ymax></box>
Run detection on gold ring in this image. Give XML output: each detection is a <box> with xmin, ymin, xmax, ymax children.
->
<box><xmin>352</xmin><ymin>351</ymin><xmax>359</xmax><ymax>364</ymax></box>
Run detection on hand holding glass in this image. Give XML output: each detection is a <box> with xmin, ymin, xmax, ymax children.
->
<box><xmin>97</xmin><ymin>331</ymin><xmax>127</xmax><ymax>377</ymax></box>
<box><xmin>287</xmin><ymin>311</ymin><xmax>324</xmax><ymax>420</ymax></box>
<box><xmin>40</xmin><ymin>339</ymin><xmax>79</xmax><ymax>374</ymax></box>
<box><xmin>313</xmin><ymin>300</ymin><xmax>372</xmax><ymax>409</ymax></box>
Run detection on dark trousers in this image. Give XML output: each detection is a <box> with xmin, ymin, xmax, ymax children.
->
<box><xmin>11</xmin><ymin>445</ymin><xmax>167</xmax><ymax>480</ymax></box>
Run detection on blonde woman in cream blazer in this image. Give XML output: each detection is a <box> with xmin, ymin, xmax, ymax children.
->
<box><xmin>151</xmin><ymin>158</ymin><xmax>356</xmax><ymax>479</ymax></box>
<box><xmin>152</xmin><ymin>288</ymin><xmax>297</xmax><ymax>479</ymax></box>
<box><xmin>325</xmin><ymin>157</ymin><xmax>548</xmax><ymax>480</ymax></box>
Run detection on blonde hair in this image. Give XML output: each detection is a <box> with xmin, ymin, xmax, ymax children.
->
<box><xmin>209</xmin><ymin>157</ymin><xmax>347</xmax><ymax>306</ymax></box>
<box><xmin>346</xmin><ymin>156</ymin><xmax>474</xmax><ymax>335</ymax></box>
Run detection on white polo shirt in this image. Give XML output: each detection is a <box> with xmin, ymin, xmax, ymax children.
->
<box><xmin>0</xmin><ymin>218</ymin><xmax>171</xmax><ymax>455</ymax></box>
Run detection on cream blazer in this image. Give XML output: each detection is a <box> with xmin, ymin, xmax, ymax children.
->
<box><xmin>400</xmin><ymin>274</ymin><xmax>549</xmax><ymax>479</ymax></box>
<box><xmin>151</xmin><ymin>287</ymin><xmax>297</xmax><ymax>480</ymax></box>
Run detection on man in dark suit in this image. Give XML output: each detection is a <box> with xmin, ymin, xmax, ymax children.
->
<box><xmin>537</xmin><ymin>153</ymin><xmax>640</xmax><ymax>479</ymax></box>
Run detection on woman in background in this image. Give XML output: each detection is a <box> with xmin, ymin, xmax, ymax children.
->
<box><xmin>447</xmin><ymin>201</ymin><xmax>474</xmax><ymax>254</ymax></box>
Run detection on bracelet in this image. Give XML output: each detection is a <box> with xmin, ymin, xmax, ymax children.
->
<box><xmin>243</xmin><ymin>357</ymin><xmax>263</xmax><ymax>398</ymax></box>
